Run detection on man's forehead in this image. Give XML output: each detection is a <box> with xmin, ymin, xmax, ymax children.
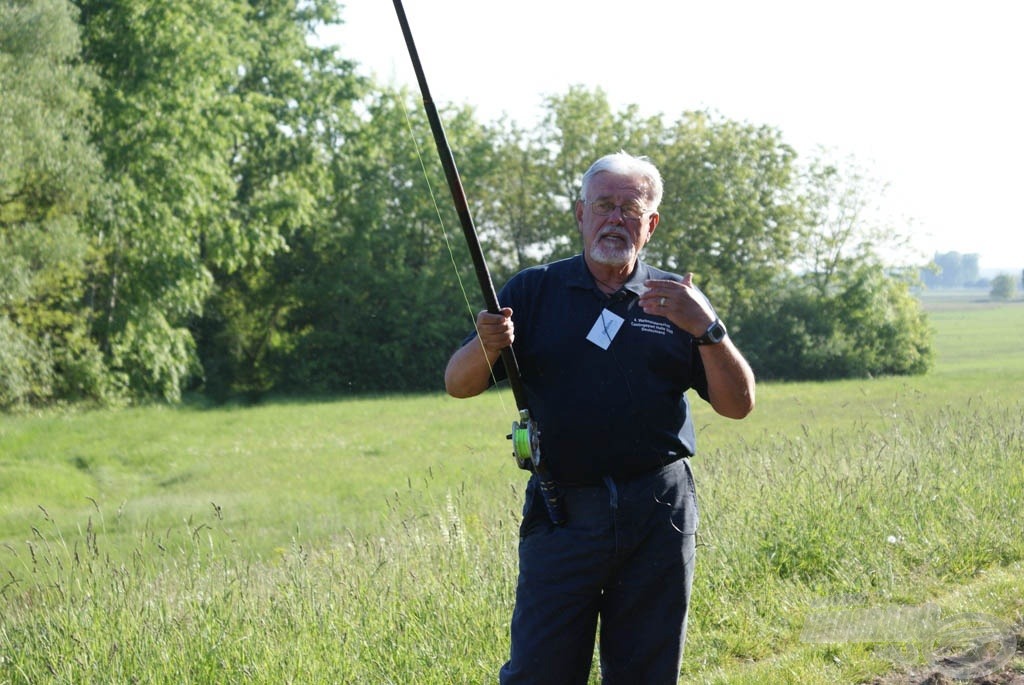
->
<box><xmin>590</xmin><ymin>171</ymin><xmax>649</xmax><ymax>198</ymax></box>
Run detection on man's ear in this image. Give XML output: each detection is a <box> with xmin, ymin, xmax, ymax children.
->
<box><xmin>574</xmin><ymin>199</ymin><xmax>585</xmax><ymax>229</ymax></box>
<box><xmin>645</xmin><ymin>212</ymin><xmax>660</xmax><ymax>243</ymax></box>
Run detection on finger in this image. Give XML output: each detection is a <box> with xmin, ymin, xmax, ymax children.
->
<box><xmin>477</xmin><ymin>308</ymin><xmax>511</xmax><ymax>325</ymax></box>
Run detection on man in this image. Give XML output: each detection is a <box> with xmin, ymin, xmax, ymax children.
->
<box><xmin>445</xmin><ymin>152</ymin><xmax>755</xmax><ymax>684</ymax></box>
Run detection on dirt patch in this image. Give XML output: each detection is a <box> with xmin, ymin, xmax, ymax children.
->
<box><xmin>868</xmin><ymin>629</ymin><xmax>1023</xmax><ymax>684</ymax></box>
<box><xmin>869</xmin><ymin>670</ymin><xmax>1024</xmax><ymax>685</ymax></box>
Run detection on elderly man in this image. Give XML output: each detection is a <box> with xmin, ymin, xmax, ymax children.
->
<box><xmin>445</xmin><ymin>151</ymin><xmax>755</xmax><ymax>684</ymax></box>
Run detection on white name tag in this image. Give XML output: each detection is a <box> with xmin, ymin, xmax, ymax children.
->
<box><xmin>586</xmin><ymin>309</ymin><xmax>625</xmax><ymax>350</ymax></box>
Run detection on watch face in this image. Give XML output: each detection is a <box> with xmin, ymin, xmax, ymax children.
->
<box><xmin>698</xmin><ymin>320</ymin><xmax>727</xmax><ymax>344</ymax></box>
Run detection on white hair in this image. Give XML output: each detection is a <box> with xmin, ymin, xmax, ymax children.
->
<box><xmin>580</xmin><ymin>151</ymin><xmax>664</xmax><ymax>210</ymax></box>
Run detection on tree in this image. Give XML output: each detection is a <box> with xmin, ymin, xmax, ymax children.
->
<box><xmin>266</xmin><ymin>89</ymin><xmax>485</xmax><ymax>394</ymax></box>
<box><xmin>652</xmin><ymin>111</ymin><xmax>803</xmax><ymax>326</ymax></box>
<box><xmin>471</xmin><ymin>118</ymin><xmax>555</xmax><ymax>277</ymax></box>
<box><xmin>192</xmin><ymin>0</ymin><xmax>365</xmax><ymax>400</ymax></box>
<box><xmin>0</xmin><ymin>0</ymin><xmax>111</xmax><ymax>408</ymax></box>
<box><xmin>744</xmin><ymin>156</ymin><xmax>932</xmax><ymax>379</ymax></box>
<box><xmin>924</xmin><ymin>251</ymin><xmax>981</xmax><ymax>288</ymax></box>
<box><xmin>75</xmin><ymin>0</ymin><xmax>354</xmax><ymax>401</ymax></box>
<box><xmin>990</xmin><ymin>274</ymin><xmax>1017</xmax><ymax>301</ymax></box>
<box><xmin>75</xmin><ymin>0</ymin><xmax>251</xmax><ymax>399</ymax></box>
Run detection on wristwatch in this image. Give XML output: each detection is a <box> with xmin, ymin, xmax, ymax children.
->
<box><xmin>696</xmin><ymin>318</ymin><xmax>727</xmax><ymax>345</ymax></box>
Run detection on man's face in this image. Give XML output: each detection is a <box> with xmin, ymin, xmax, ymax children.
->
<box><xmin>575</xmin><ymin>171</ymin><xmax>660</xmax><ymax>270</ymax></box>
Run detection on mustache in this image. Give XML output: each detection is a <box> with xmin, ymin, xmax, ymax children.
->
<box><xmin>598</xmin><ymin>227</ymin><xmax>630</xmax><ymax>240</ymax></box>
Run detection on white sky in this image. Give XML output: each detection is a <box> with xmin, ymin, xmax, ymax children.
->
<box><xmin>324</xmin><ymin>0</ymin><xmax>1024</xmax><ymax>273</ymax></box>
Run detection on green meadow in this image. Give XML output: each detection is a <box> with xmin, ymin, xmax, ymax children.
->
<box><xmin>1</xmin><ymin>296</ymin><xmax>1022</xmax><ymax>683</ymax></box>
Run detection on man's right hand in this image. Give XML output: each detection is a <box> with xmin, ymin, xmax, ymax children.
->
<box><xmin>475</xmin><ymin>307</ymin><xmax>515</xmax><ymax>355</ymax></box>
<box><xmin>444</xmin><ymin>307</ymin><xmax>514</xmax><ymax>398</ymax></box>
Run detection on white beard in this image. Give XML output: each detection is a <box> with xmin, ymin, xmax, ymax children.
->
<box><xmin>588</xmin><ymin>236</ymin><xmax>636</xmax><ymax>267</ymax></box>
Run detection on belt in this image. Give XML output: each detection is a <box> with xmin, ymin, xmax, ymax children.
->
<box><xmin>556</xmin><ymin>455</ymin><xmax>687</xmax><ymax>488</ymax></box>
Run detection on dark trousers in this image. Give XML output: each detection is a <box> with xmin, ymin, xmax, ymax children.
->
<box><xmin>499</xmin><ymin>459</ymin><xmax>698</xmax><ymax>685</ymax></box>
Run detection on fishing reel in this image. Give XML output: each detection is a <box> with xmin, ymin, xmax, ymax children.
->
<box><xmin>508</xmin><ymin>409</ymin><xmax>566</xmax><ymax>525</ymax></box>
<box><xmin>509</xmin><ymin>409</ymin><xmax>541</xmax><ymax>471</ymax></box>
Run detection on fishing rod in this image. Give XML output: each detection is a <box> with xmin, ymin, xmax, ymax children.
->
<box><xmin>391</xmin><ymin>0</ymin><xmax>565</xmax><ymax>525</ymax></box>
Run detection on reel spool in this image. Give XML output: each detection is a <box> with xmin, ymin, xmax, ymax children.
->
<box><xmin>510</xmin><ymin>409</ymin><xmax>540</xmax><ymax>470</ymax></box>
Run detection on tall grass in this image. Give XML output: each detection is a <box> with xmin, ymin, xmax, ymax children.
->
<box><xmin>2</xmin><ymin>479</ymin><xmax>521</xmax><ymax>683</ymax></box>
<box><xmin>2</xmin><ymin>299</ymin><xmax>1023</xmax><ymax>683</ymax></box>
<box><xmin>688</xmin><ymin>396</ymin><xmax>1024</xmax><ymax>683</ymax></box>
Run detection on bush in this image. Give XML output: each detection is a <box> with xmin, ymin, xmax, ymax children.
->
<box><xmin>989</xmin><ymin>274</ymin><xmax>1017</xmax><ymax>301</ymax></box>
<box><xmin>740</xmin><ymin>268</ymin><xmax>932</xmax><ymax>380</ymax></box>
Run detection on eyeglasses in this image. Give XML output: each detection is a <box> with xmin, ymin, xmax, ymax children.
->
<box><xmin>585</xmin><ymin>199</ymin><xmax>650</xmax><ymax>221</ymax></box>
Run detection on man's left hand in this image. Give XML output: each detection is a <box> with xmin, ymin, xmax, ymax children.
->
<box><xmin>639</xmin><ymin>273</ymin><xmax>716</xmax><ymax>337</ymax></box>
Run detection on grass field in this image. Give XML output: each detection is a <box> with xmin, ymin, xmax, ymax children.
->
<box><xmin>1</xmin><ymin>295</ymin><xmax>1022</xmax><ymax>683</ymax></box>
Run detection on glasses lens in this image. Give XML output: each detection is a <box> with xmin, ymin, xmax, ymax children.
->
<box><xmin>621</xmin><ymin>203</ymin><xmax>644</xmax><ymax>219</ymax></box>
<box><xmin>591</xmin><ymin>200</ymin><xmax>645</xmax><ymax>219</ymax></box>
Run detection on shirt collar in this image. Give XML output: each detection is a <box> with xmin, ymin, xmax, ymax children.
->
<box><xmin>622</xmin><ymin>261</ymin><xmax>652</xmax><ymax>296</ymax></box>
<box><xmin>568</xmin><ymin>254</ymin><xmax>650</xmax><ymax>297</ymax></box>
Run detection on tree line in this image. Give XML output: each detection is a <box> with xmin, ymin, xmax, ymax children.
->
<box><xmin>921</xmin><ymin>252</ymin><xmax>1022</xmax><ymax>299</ymax></box>
<box><xmin>0</xmin><ymin>0</ymin><xmax>932</xmax><ymax>410</ymax></box>
<box><xmin>922</xmin><ymin>252</ymin><xmax>982</xmax><ymax>288</ymax></box>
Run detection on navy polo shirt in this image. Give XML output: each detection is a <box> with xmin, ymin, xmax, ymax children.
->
<box><xmin>482</xmin><ymin>254</ymin><xmax>709</xmax><ymax>484</ymax></box>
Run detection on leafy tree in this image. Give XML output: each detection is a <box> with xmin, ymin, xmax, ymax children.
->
<box><xmin>75</xmin><ymin>0</ymin><xmax>252</xmax><ymax>399</ymax></box>
<box><xmin>251</xmin><ymin>88</ymin><xmax>486</xmax><ymax>394</ymax></box>
<box><xmin>470</xmin><ymin>118</ymin><xmax>555</xmax><ymax>277</ymax></box>
<box><xmin>744</xmin><ymin>157</ymin><xmax>932</xmax><ymax>379</ymax></box>
<box><xmin>742</xmin><ymin>271</ymin><xmax>930</xmax><ymax>381</ymax></box>
<box><xmin>652</xmin><ymin>111</ymin><xmax>803</xmax><ymax>327</ymax></box>
<box><xmin>924</xmin><ymin>251</ymin><xmax>980</xmax><ymax>288</ymax></box>
<box><xmin>0</xmin><ymin>0</ymin><xmax>111</xmax><ymax>408</ymax></box>
<box><xmin>75</xmin><ymin>0</ymin><xmax>353</xmax><ymax>401</ymax></box>
<box><xmin>192</xmin><ymin>0</ymin><xmax>364</xmax><ymax>400</ymax></box>
<box><xmin>990</xmin><ymin>274</ymin><xmax>1016</xmax><ymax>301</ymax></box>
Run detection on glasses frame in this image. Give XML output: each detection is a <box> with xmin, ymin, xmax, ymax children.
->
<box><xmin>585</xmin><ymin>199</ymin><xmax>651</xmax><ymax>221</ymax></box>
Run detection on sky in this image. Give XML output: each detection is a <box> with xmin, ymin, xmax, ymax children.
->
<box><xmin>323</xmin><ymin>0</ymin><xmax>1023</xmax><ymax>273</ymax></box>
